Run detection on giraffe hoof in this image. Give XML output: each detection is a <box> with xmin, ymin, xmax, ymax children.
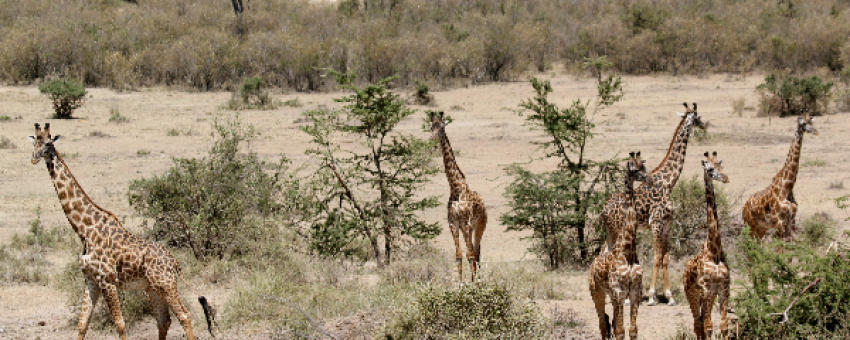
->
<box><xmin>646</xmin><ymin>298</ymin><xmax>658</xmax><ymax>306</ymax></box>
<box><xmin>624</xmin><ymin>298</ymin><xmax>631</xmax><ymax>306</ymax></box>
<box><xmin>667</xmin><ymin>299</ymin><xmax>677</xmax><ymax>306</ymax></box>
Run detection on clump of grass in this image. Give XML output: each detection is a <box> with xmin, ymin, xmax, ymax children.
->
<box><xmin>0</xmin><ymin>245</ymin><xmax>50</xmax><ymax>284</ymax></box>
<box><xmin>731</xmin><ymin>97</ymin><xmax>746</xmax><ymax>117</ymax></box>
<box><xmin>225</xmin><ymin>76</ymin><xmax>277</xmax><ymax>110</ymax></box>
<box><xmin>136</xmin><ymin>149</ymin><xmax>150</xmax><ymax>157</ymax></box>
<box><xmin>166</xmin><ymin>128</ymin><xmax>181</xmax><ymax>136</ymax></box>
<box><xmin>802</xmin><ymin>159</ymin><xmax>829</xmax><ymax>167</ymax></box>
<box><xmin>0</xmin><ymin>115</ymin><xmax>10</xmax><ymax>121</ymax></box>
<box><xmin>282</xmin><ymin>97</ymin><xmax>302</xmax><ymax>107</ymax></box>
<box><xmin>548</xmin><ymin>305</ymin><xmax>585</xmax><ymax>334</ymax></box>
<box><xmin>108</xmin><ymin>107</ymin><xmax>129</xmax><ymax>123</ymax></box>
<box><xmin>88</xmin><ymin>130</ymin><xmax>110</xmax><ymax>138</ymax></box>
<box><xmin>829</xmin><ymin>180</ymin><xmax>844</xmax><ymax>189</ymax></box>
<box><xmin>0</xmin><ymin>136</ymin><xmax>16</xmax><ymax>149</ymax></box>
<box><xmin>798</xmin><ymin>212</ymin><xmax>836</xmax><ymax>248</ymax></box>
<box><xmin>412</xmin><ymin>81</ymin><xmax>435</xmax><ymax>106</ymax></box>
<box><xmin>386</xmin><ymin>281</ymin><xmax>544</xmax><ymax>339</ymax></box>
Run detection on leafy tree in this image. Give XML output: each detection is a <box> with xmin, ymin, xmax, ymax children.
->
<box><xmin>38</xmin><ymin>78</ymin><xmax>87</xmax><ymax>119</ymax></box>
<box><xmin>501</xmin><ymin>58</ymin><xmax>623</xmax><ymax>268</ymax></box>
<box><xmin>128</xmin><ymin>118</ymin><xmax>289</xmax><ymax>260</ymax></box>
<box><xmin>756</xmin><ymin>74</ymin><xmax>833</xmax><ymax>117</ymax></box>
<box><xmin>300</xmin><ymin>71</ymin><xmax>440</xmax><ymax>266</ymax></box>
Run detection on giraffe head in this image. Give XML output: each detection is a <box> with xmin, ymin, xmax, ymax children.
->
<box><xmin>797</xmin><ymin>111</ymin><xmax>819</xmax><ymax>136</ymax></box>
<box><xmin>428</xmin><ymin>110</ymin><xmax>446</xmax><ymax>143</ymax></box>
<box><xmin>627</xmin><ymin>151</ymin><xmax>648</xmax><ymax>182</ymax></box>
<box><xmin>679</xmin><ymin>102</ymin><xmax>706</xmax><ymax>130</ymax></box>
<box><xmin>702</xmin><ymin>151</ymin><xmax>729</xmax><ymax>183</ymax></box>
<box><xmin>27</xmin><ymin>123</ymin><xmax>61</xmax><ymax>164</ymax></box>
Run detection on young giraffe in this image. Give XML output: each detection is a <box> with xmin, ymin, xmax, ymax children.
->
<box><xmin>429</xmin><ymin>111</ymin><xmax>487</xmax><ymax>282</ymax></box>
<box><xmin>600</xmin><ymin>102</ymin><xmax>705</xmax><ymax>306</ymax></box>
<box><xmin>590</xmin><ymin>152</ymin><xmax>647</xmax><ymax>340</ymax></box>
<box><xmin>742</xmin><ymin>112</ymin><xmax>818</xmax><ymax>242</ymax></box>
<box><xmin>684</xmin><ymin>152</ymin><xmax>731</xmax><ymax>340</ymax></box>
<box><xmin>28</xmin><ymin>123</ymin><xmax>214</xmax><ymax>340</ymax></box>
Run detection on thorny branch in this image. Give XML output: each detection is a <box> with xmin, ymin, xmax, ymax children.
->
<box><xmin>768</xmin><ymin>277</ymin><xmax>822</xmax><ymax>324</ymax></box>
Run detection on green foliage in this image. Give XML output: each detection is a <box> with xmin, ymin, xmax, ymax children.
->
<box><xmin>623</xmin><ymin>2</ymin><xmax>667</xmax><ymax>34</ymax></box>
<box><xmin>300</xmin><ymin>71</ymin><xmax>440</xmax><ymax>265</ymax></box>
<box><xmin>502</xmin><ymin>70</ymin><xmax>623</xmax><ymax>269</ymax></box>
<box><xmin>38</xmin><ymin>78</ymin><xmax>87</xmax><ymax>119</ymax></box>
<box><xmin>388</xmin><ymin>282</ymin><xmax>544</xmax><ymax>339</ymax></box>
<box><xmin>108</xmin><ymin>107</ymin><xmax>128</xmax><ymax>123</ymax></box>
<box><xmin>756</xmin><ymin>74</ymin><xmax>833</xmax><ymax>117</ymax></box>
<box><xmin>665</xmin><ymin>175</ymin><xmax>735</xmax><ymax>260</ymax></box>
<box><xmin>128</xmin><ymin>118</ymin><xmax>290</xmax><ymax>260</ymax></box>
<box><xmin>798</xmin><ymin>212</ymin><xmax>837</xmax><ymax>248</ymax></box>
<box><xmin>735</xmin><ymin>227</ymin><xmax>850</xmax><ymax>338</ymax></box>
<box><xmin>227</xmin><ymin>76</ymin><xmax>275</xmax><ymax>110</ymax></box>
<box><xmin>412</xmin><ymin>81</ymin><xmax>434</xmax><ymax>105</ymax></box>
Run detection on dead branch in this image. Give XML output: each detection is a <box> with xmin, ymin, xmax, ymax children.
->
<box><xmin>768</xmin><ymin>277</ymin><xmax>822</xmax><ymax>324</ymax></box>
<box><xmin>255</xmin><ymin>293</ymin><xmax>339</xmax><ymax>340</ymax></box>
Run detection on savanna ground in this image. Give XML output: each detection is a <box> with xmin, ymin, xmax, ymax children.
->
<box><xmin>0</xmin><ymin>72</ymin><xmax>847</xmax><ymax>339</ymax></box>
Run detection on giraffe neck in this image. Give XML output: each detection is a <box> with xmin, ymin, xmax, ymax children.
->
<box><xmin>43</xmin><ymin>146</ymin><xmax>118</xmax><ymax>244</ymax></box>
<box><xmin>771</xmin><ymin>125</ymin><xmax>805</xmax><ymax>197</ymax></box>
<box><xmin>650</xmin><ymin>116</ymin><xmax>694</xmax><ymax>190</ymax></box>
<box><xmin>617</xmin><ymin>173</ymin><xmax>638</xmax><ymax>264</ymax></box>
<box><xmin>703</xmin><ymin>172</ymin><xmax>722</xmax><ymax>261</ymax></box>
<box><xmin>436</xmin><ymin>127</ymin><xmax>467</xmax><ymax>197</ymax></box>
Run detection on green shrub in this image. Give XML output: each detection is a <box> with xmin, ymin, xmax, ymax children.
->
<box><xmin>387</xmin><ymin>282</ymin><xmax>544</xmax><ymax>339</ymax></box>
<box><xmin>798</xmin><ymin>212</ymin><xmax>836</xmax><ymax>248</ymax></box>
<box><xmin>735</xmin><ymin>227</ymin><xmax>850</xmax><ymax>338</ymax></box>
<box><xmin>665</xmin><ymin>175</ymin><xmax>736</xmax><ymax>261</ymax></box>
<box><xmin>128</xmin><ymin>118</ymin><xmax>289</xmax><ymax>260</ymax></box>
<box><xmin>38</xmin><ymin>78</ymin><xmax>87</xmax><ymax>119</ymax></box>
<box><xmin>412</xmin><ymin>81</ymin><xmax>434</xmax><ymax>105</ymax></box>
<box><xmin>108</xmin><ymin>107</ymin><xmax>129</xmax><ymax>123</ymax></box>
<box><xmin>756</xmin><ymin>74</ymin><xmax>833</xmax><ymax>117</ymax></box>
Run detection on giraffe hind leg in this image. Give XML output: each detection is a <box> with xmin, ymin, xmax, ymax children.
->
<box><xmin>156</xmin><ymin>282</ymin><xmax>195</xmax><ymax>340</ymax></box>
<box><xmin>146</xmin><ymin>286</ymin><xmax>172</xmax><ymax>340</ymax></box>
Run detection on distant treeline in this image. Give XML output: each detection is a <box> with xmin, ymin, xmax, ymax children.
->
<box><xmin>1</xmin><ymin>0</ymin><xmax>849</xmax><ymax>91</ymax></box>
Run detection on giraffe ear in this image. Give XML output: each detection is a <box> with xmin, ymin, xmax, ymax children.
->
<box><xmin>27</xmin><ymin>136</ymin><xmax>36</xmax><ymax>144</ymax></box>
<box><xmin>701</xmin><ymin>160</ymin><xmax>707</xmax><ymax>167</ymax></box>
<box><xmin>50</xmin><ymin>135</ymin><xmax>61</xmax><ymax>143</ymax></box>
<box><xmin>677</xmin><ymin>112</ymin><xmax>685</xmax><ymax>118</ymax></box>
<box><xmin>716</xmin><ymin>160</ymin><xmax>722</xmax><ymax>167</ymax></box>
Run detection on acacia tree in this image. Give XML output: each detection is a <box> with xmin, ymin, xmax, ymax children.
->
<box><xmin>301</xmin><ymin>71</ymin><xmax>440</xmax><ymax>266</ymax></box>
<box><xmin>501</xmin><ymin>58</ymin><xmax>624</xmax><ymax>268</ymax></box>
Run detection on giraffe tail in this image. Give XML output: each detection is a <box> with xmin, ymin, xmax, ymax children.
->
<box><xmin>179</xmin><ymin>272</ymin><xmax>217</xmax><ymax>338</ymax></box>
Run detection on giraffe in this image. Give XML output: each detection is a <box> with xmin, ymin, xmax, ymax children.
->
<box><xmin>429</xmin><ymin>111</ymin><xmax>487</xmax><ymax>282</ymax></box>
<box><xmin>28</xmin><ymin>123</ymin><xmax>214</xmax><ymax>340</ymax></box>
<box><xmin>590</xmin><ymin>151</ymin><xmax>647</xmax><ymax>340</ymax></box>
<box><xmin>742</xmin><ymin>112</ymin><xmax>818</xmax><ymax>242</ymax></box>
<box><xmin>684</xmin><ymin>152</ymin><xmax>731</xmax><ymax>340</ymax></box>
<box><xmin>600</xmin><ymin>102</ymin><xmax>705</xmax><ymax>306</ymax></box>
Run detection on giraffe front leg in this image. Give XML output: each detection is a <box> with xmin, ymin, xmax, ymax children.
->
<box><xmin>629</xmin><ymin>287</ymin><xmax>640</xmax><ymax>340</ymax></box>
<box><xmin>719</xmin><ymin>283</ymin><xmax>730</xmax><ymax>340</ymax></box>
<box><xmin>76</xmin><ymin>278</ymin><xmax>101</xmax><ymax>340</ymax></box>
<box><xmin>660</xmin><ymin>226</ymin><xmax>676</xmax><ymax>306</ymax></box>
<box><xmin>647</xmin><ymin>229</ymin><xmax>663</xmax><ymax>306</ymax></box>
<box><xmin>612</xmin><ymin>298</ymin><xmax>625</xmax><ymax>340</ymax></box>
<box><xmin>460</xmin><ymin>224</ymin><xmax>477</xmax><ymax>282</ymax></box>
<box><xmin>100</xmin><ymin>283</ymin><xmax>128</xmax><ymax>340</ymax></box>
<box><xmin>589</xmin><ymin>278</ymin><xmax>610</xmax><ymax>340</ymax></box>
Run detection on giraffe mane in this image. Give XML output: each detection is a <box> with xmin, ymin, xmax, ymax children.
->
<box><xmin>53</xmin><ymin>151</ymin><xmax>122</xmax><ymax>225</ymax></box>
<box><xmin>650</xmin><ymin>112</ymin><xmax>688</xmax><ymax>175</ymax></box>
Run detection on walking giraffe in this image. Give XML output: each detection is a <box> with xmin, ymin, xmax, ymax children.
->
<box><xmin>590</xmin><ymin>152</ymin><xmax>647</xmax><ymax>340</ymax></box>
<box><xmin>600</xmin><ymin>102</ymin><xmax>705</xmax><ymax>306</ymax></box>
<box><xmin>429</xmin><ymin>111</ymin><xmax>487</xmax><ymax>282</ymax></box>
<box><xmin>28</xmin><ymin>123</ymin><xmax>214</xmax><ymax>340</ymax></box>
<box><xmin>684</xmin><ymin>152</ymin><xmax>731</xmax><ymax>340</ymax></box>
<box><xmin>742</xmin><ymin>112</ymin><xmax>818</xmax><ymax>241</ymax></box>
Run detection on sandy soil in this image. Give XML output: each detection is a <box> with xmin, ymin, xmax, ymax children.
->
<box><xmin>0</xmin><ymin>72</ymin><xmax>847</xmax><ymax>339</ymax></box>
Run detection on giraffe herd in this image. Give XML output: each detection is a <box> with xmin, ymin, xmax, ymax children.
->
<box><xmin>27</xmin><ymin>98</ymin><xmax>818</xmax><ymax>339</ymax></box>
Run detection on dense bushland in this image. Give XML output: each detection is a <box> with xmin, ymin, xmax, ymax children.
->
<box><xmin>5</xmin><ymin>0</ymin><xmax>850</xmax><ymax>91</ymax></box>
